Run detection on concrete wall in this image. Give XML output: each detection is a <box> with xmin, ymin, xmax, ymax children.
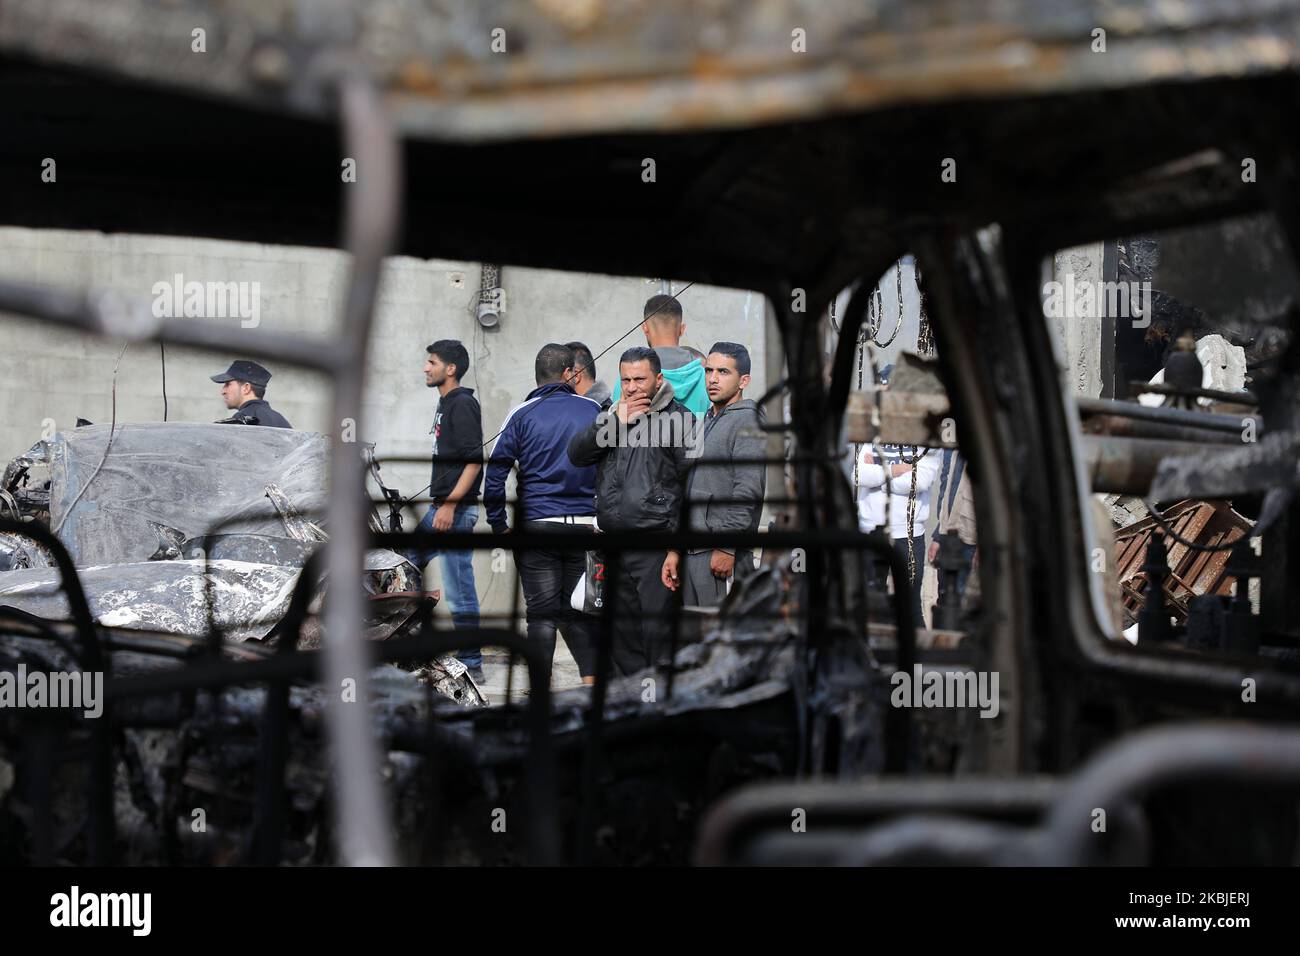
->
<box><xmin>1050</xmin><ymin>242</ymin><xmax>1105</xmax><ymax>397</ymax></box>
<box><xmin>0</xmin><ymin>227</ymin><xmax>766</xmax><ymax>619</ymax></box>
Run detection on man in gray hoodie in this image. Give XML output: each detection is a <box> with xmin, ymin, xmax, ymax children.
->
<box><xmin>662</xmin><ymin>342</ymin><xmax>766</xmax><ymax>606</ymax></box>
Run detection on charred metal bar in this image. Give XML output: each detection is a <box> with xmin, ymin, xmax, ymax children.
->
<box><xmin>251</xmin><ymin>550</ymin><xmax>323</xmax><ymax>865</ymax></box>
<box><xmin>379</xmin><ymin>634</ymin><xmax>557</xmax><ymax>865</ymax></box>
<box><xmin>101</xmin><ymin>626</ymin><xmax>560</xmax><ymax>862</ymax></box>
<box><xmin>1079</xmin><ymin>435</ymin><xmax>1208</xmax><ymax>494</ymax></box>
<box><xmin>0</xmin><ymin>521</ymin><xmax>103</xmax><ymax>671</ymax></box>
<box><xmin>504</xmin><ymin>470</ymin><xmax>528</xmax><ymax>703</ymax></box>
<box><xmin>694</xmin><ymin>776</ymin><xmax>1057</xmax><ymax>865</ymax></box>
<box><xmin>375</xmin><ymin>527</ymin><xmax>899</xmax><ymax>554</ymax></box>
<box><xmin>24</xmin><ymin>728</ymin><xmax>55</xmax><ymax>866</ymax></box>
<box><xmin>1082</xmin><ymin>414</ymin><xmax>1247</xmax><ymax>445</ymax></box>
<box><xmin>159</xmin><ymin>319</ymin><xmax>344</xmax><ymax>370</ymax></box>
<box><xmin>1137</xmin><ymin>532</ymin><xmax>1173</xmax><ymax>645</ymax></box>
<box><xmin>0</xmin><ymin>607</ymin><xmax>87</xmax><ymax>670</ymax></box>
<box><xmin>1224</xmin><ymin>539</ymin><xmax>1261</xmax><ymax>655</ymax></box>
<box><xmin>373</xmin><ymin>521</ymin><xmax>918</xmax><ymax>779</ymax></box>
<box><xmin>874</xmin><ymin>531</ymin><xmax>916</xmax><ymax>772</ymax></box>
<box><xmin>191</xmin><ymin>504</ymin><xmax>318</xmax><ymax>863</ymax></box>
<box><xmin>576</xmin><ymin>549</ymin><xmax>620</xmax><ymax>866</ymax></box>
<box><xmin>0</xmin><ymin>518</ymin><xmax>113</xmax><ymax>863</ymax></box>
<box><xmin>319</xmin><ymin>71</ymin><xmax>403</xmax><ymax>868</ymax></box>
<box><xmin>1076</xmin><ymin>396</ymin><xmax>1260</xmax><ymax>435</ymax></box>
<box><xmin>1126</xmin><ymin>381</ymin><xmax>1259</xmax><ymax>406</ymax></box>
<box><xmin>0</xmin><ymin>279</ymin><xmax>344</xmax><ymax>372</ymax></box>
<box><xmin>833</xmin><ymin>814</ymin><xmax>1023</xmax><ymax>866</ymax></box>
<box><xmin>1042</xmin><ymin>722</ymin><xmax>1300</xmax><ymax>865</ymax></box>
<box><xmin>663</xmin><ymin>561</ymin><xmax>683</xmax><ymax>702</ymax></box>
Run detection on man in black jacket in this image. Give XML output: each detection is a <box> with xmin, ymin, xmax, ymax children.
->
<box><xmin>416</xmin><ymin>339</ymin><xmax>484</xmax><ymax>680</ymax></box>
<box><xmin>567</xmin><ymin>346</ymin><xmax>695</xmax><ymax>675</ymax></box>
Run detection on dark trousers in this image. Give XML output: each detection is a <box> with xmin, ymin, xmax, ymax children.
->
<box><xmin>608</xmin><ymin>549</ymin><xmax>674</xmax><ymax>677</ymax></box>
<box><xmin>515</xmin><ymin>520</ymin><xmax>595</xmax><ymax>679</ymax></box>
<box><xmin>869</xmin><ymin>534</ymin><xmax>926</xmax><ymax>628</ymax></box>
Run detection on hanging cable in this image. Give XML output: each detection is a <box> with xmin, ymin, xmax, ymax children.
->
<box><xmin>160</xmin><ymin>340</ymin><xmax>168</xmax><ymax>421</ymax></box>
<box><xmin>53</xmin><ymin>341</ymin><xmax>128</xmax><ymax>535</ymax></box>
<box><xmin>915</xmin><ymin>258</ymin><xmax>935</xmax><ymax>358</ymax></box>
<box><xmin>873</xmin><ymin>259</ymin><xmax>905</xmax><ymax>348</ymax></box>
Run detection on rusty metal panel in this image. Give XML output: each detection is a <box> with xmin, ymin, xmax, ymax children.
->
<box><xmin>1114</xmin><ymin>498</ymin><xmax>1250</xmax><ymax>626</ymax></box>
<box><xmin>3</xmin><ymin>0</ymin><xmax>1300</xmax><ymax>140</ymax></box>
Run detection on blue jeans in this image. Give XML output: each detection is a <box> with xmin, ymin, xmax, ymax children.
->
<box><xmin>413</xmin><ymin>503</ymin><xmax>481</xmax><ymax>668</ymax></box>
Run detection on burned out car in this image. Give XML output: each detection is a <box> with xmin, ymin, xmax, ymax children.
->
<box><xmin>0</xmin><ymin>422</ymin><xmax>489</xmax><ymax>865</ymax></box>
<box><xmin>0</xmin><ymin>422</ymin><xmax>425</xmax><ymax>644</ymax></box>
<box><xmin>4</xmin><ymin>0</ymin><xmax>1300</xmax><ymax>873</ymax></box>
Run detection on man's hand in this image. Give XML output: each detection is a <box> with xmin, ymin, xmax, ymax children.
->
<box><xmin>710</xmin><ymin>549</ymin><xmax>735</xmax><ymax>579</ymax></box>
<box><xmin>661</xmin><ymin>551</ymin><xmax>681</xmax><ymax>591</ymax></box>
<box><xmin>927</xmin><ymin>539</ymin><xmax>940</xmax><ymax>566</ymax></box>
<box><xmin>890</xmin><ymin>462</ymin><xmax>911</xmax><ymax>477</ymax></box>
<box><xmin>861</xmin><ymin>449</ymin><xmax>875</xmax><ymax>465</ymax></box>
<box><xmin>615</xmin><ymin>396</ymin><xmax>651</xmax><ymax>423</ymax></box>
<box><xmin>433</xmin><ymin>501</ymin><xmax>457</xmax><ymax>532</ymax></box>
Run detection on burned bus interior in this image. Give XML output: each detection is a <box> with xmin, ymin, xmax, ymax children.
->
<box><xmin>0</xmin><ymin>1</ymin><xmax>1298</xmax><ymax>869</ymax></box>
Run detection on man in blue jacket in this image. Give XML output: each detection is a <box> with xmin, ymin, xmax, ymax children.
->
<box><xmin>485</xmin><ymin>344</ymin><xmax>602</xmax><ymax>683</ymax></box>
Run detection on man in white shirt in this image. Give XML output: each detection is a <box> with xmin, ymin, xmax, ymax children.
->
<box><xmin>856</xmin><ymin>442</ymin><xmax>941</xmax><ymax>626</ymax></box>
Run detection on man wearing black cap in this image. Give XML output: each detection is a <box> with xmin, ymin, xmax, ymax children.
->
<box><xmin>211</xmin><ymin>360</ymin><xmax>292</xmax><ymax>428</ymax></box>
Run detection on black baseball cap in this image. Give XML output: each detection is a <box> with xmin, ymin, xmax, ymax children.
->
<box><xmin>211</xmin><ymin>360</ymin><xmax>272</xmax><ymax>387</ymax></box>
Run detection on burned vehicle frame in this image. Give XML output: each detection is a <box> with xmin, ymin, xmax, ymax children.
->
<box><xmin>0</xmin><ymin>0</ymin><xmax>1299</xmax><ymax>865</ymax></box>
<box><xmin>0</xmin><ymin>422</ymin><xmax>502</xmax><ymax>865</ymax></box>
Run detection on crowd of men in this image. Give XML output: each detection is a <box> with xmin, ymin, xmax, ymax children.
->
<box><xmin>419</xmin><ymin>294</ymin><xmax>767</xmax><ymax>684</ymax></box>
<box><xmin>209</xmin><ymin>294</ymin><xmax>976</xmax><ymax>687</ymax></box>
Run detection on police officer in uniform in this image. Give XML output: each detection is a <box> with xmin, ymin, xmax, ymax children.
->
<box><xmin>211</xmin><ymin>360</ymin><xmax>292</xmax><ymax>428</ymax></box>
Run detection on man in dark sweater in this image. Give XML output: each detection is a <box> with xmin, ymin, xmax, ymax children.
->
<box><xmin>662</xmin><ymin>342</ymin><xmax>766</xmax><ymax>606</ymax></box>
<box><xmin>417</xmin><ymin>339</ymin><xmax>484</xmax><ymax>678</ymax></box>
<box><xmin>567</xmin><ymin>346</ymin><xmax>695</xmax><ymax>675</ymax></box>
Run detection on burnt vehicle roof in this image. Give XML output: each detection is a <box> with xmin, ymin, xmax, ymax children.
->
<box><xmin>36</xmin><ymin>422</ymin><xmax>327</xmax><ymax>567</ymax></box>
<box><xmin>1</xmin><ymin>1</ymin><xmax>1298</xmax><ymax>306</ymax></box>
